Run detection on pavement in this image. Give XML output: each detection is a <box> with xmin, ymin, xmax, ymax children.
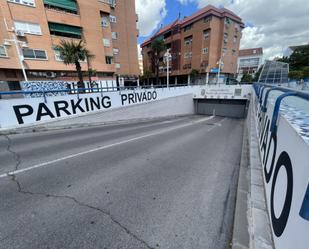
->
<box><xmin>0</xmin><ymin>115</ymin><xmax>244</xmax><ymax>249</ymax></box>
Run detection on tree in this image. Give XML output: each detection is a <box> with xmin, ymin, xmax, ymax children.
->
<box><xmin>56</xmin><ymin>40</ymin><xmax>90</xmax><ymax>88</ymax></box>
<box><xmin>150</xmin><ymin>39</ymin><xmax>166</xmax><ymax>85</ymax></box>
<box><xmin>143</xmin><ymin>69</ymin><xmax>153</xmax><ymax>85</ymax></box>
<box><xmin>288</xmin><ymin>71</ymin><xmax>304</xmax><ymax>80</ymax></box>
<box><xmin>253</xmin><ymin>65</ymin><xmax>263</xmax><ymax>82</ymax></box>
<box><xmin>190</xmin><ymin>69</ymin><xmax>199</xmax><ymax>84</ymax></box>
<box><xmin>241</xmin><ymin>73</ymin><xmax>253</xmax><ymax>83</ymax></box>
<box><xmin>85</xmin><ymin>49</ymin><xmax>95</xmax><ymax>84</ymax></box>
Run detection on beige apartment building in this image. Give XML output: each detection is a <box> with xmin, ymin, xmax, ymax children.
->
<box><xmin>0</xmin><ymin>0</ymin><xmax>139</xmax><ymax>89</ymax></box>
<box><xmin>141</xmin><ymin>5</ymin><xmax>244</xmax><ymax>85</ymax></box>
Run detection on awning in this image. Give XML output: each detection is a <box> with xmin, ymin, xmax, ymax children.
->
<box><xmin>48</xmin><ymin>22</ymin><xmax>82</xmax><ymax>36</ymax></box>
<box><xmin>44</xmin><ymin>0</ymin><xmax>77</xmax><ymax>12</ymax></box>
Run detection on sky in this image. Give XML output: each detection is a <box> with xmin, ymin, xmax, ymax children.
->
<box><xmin>135</xmin><ymin>0</ymin><xmax>309</xmax><ymax>60</ymax></box>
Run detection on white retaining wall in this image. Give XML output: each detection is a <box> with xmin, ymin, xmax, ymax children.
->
<box><xmin>0</xmin><ymin>86</ymin><xmax>201</xmax><ymax>129</ymax></box>
<box><xmin>253</xmin><ymin>89</ymin><xmax>309</xmax><ymax>249</ymax></box>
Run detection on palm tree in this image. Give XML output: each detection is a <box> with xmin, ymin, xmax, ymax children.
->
<box><xmin>85</xmin><ymin>49</ymin><xmax>95</xmax><ymax>84</ymax></box>
<box><xmin>151</xmin><ymin>39</ymin><xmax>166</xmax><ymax>85</ymax></box>
<box><xmin>56</xmin><ymin>40</ymin><xmax>91</xmax><ymax>88</ymax></box>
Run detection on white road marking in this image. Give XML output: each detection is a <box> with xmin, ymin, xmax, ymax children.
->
<box><xmin>0</xmin><ymin>116</ymin><xmax>217</xmax><ymax>179</ymax></box>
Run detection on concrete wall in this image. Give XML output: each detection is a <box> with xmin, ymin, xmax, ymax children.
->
<box><xmin>44</xmin><ymin>94</ymin><xmax>195</xmax><ymax>128</ymax></box>
<box><xmin>252</xmin><ymin>87</ymin><xmax>309</xmax><ymax>249</ymax></box>
<box><xmin>0</xmin><ymin>86</ymin><xmax>201</xmax><ymax>129</ymax></box>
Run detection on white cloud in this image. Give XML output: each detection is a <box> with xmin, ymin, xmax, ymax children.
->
<box><xmin>136</xmin><ymin>0</ymin><xmax>167</xmax><ymax>37</ymax></box>
<box><xmin>177</xmin><ymin>0</ymin><xmax>309</xmax><ymax>59</ymax></box>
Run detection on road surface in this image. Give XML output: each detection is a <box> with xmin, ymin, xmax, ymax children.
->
<box><xmin>0</xmin><ymin>116</ymin><xmax>244</xmax><ymax>249</ymax></box>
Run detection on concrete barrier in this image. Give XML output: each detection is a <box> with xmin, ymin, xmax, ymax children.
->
<box><xmin>253</xmin><ymin>86</ymin><xmax>309</xmax><ymax>249</ymax></box>
<box><xmin>0</xmin><ymin>86</ymin><xmax>201</xmax><ymax>129</ymax></box>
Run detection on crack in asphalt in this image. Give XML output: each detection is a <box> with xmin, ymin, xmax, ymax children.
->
<box><xmin>4</xmin><ymin>135</ymin><xmax>21</xmax><ymax>172</ymax></box>
<box><xmin>4</xmin><ymin>136</ymin><xmax>155</xmax><ymax>249</ymax></box>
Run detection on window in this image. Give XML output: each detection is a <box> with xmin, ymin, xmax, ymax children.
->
<box><xmin>14</xmin><ymin>21</ymin><xmax>42</xmax><ymax>35</ymax></box>
<box><xmin>202</xmin><ymin>48</ymin><xmax>208</xmax><ymax>54</ymax></box>
<box><xmin>105</xmin><ymin>56</ymin><xmax>113</xmax><ymax>64</ymax></box>
<box><xmin>8</xmin><ymin>0</ymin><xmax>35</xmax><ymax>7</ymax></box>
<box><xmin>184</xmin><ymin>24</ymin><xmax>193</xmax><ymax>32</ymax></box>
<box><xmin>184</xmin><ymin>36</ymin><xmax>192</xmax><ymax>45</ymax></box>
<box><xmin>113</xmin><ymin>48</ymin><xmax>119</xmax><ymax>54</ymax></box>
<box><xmin>103</xmin><ymin>38</ymin><xmax>110</xmax><ymax>47</ymax></box>
<box><xmin>225</xmin><ymin>17</ymin><xmax>231</xmax><ymax>25</ymax></box>
<box><xmin>115</xmin><ymin>63</ymin><xmax>120</xmax><ymax>69</ymax></box>
<box><xmin>184</xmin><ymin>52</ymin><xmax>192</xmax><ymax>59</ymax></box>
<box><xmin>203</xmin><ymin>30</ymin><xmax>210</xmax><ymax>39</ymax></box>
<box><xmin>44</xmin><ymin>0</ymin><xmax>77</xmax><ymax>14</ymax></box>
<box><xmin>223</xmin><ymin>32</ymin><xmax>228</xmax><ymax>44</ymax></box>
<box><xmin>203</xmin><ymin>16</ymin><xmax>212</xmax><ymax>23</ymax></box>
<box><xmin>54</xmin><ymin>49</ymin><xmax>63</xmax><ymax>61</ymax></box>
<box><xmin>48</xmin><ymin>22</ymin><xmax>82</xmax><ymax>39</ymax></box>
<box><xmin>101</xmin><ymin>0</ymin><xmax>116</xmax><ymax>7</ymax></box>
<box><xmin>22</xmin><ymin>48</ymin><xmax>47</xmax><ymax>60</ymax></box>
<box><xmin>112</xmin><ymin>32</ymin><xmax>118</xmax><ymax>40</ymax></box>
<box><xmin>233</xmin><ymin>35</ymin><xmax>237</xmax><ymax>43</ymax></box>
<box><xmin>222</xmin><ymin>48</ymin><xmax>227</xmax><ymax>55</ymax></box>
<box><xmin>101</xmin><ymin>16</ymin><xmax>109</xmax><ymax>27</ymax></box>
<box><xmin>0</xmin><ymin>46</ymin><xmax>7</xmax><ymax>57</ymax></box>
<box><xmin>8</xmin><ymin>81</ymin><xmax>21</xmax><ymax>90</ymax></box>
<box><xmin>110</xmin><ymin>15</ymin><xmax>117</xmax><ymax>23</ymax></box>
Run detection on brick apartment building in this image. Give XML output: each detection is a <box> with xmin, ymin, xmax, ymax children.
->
<box><xmin>141</xmin><ymin>5</ymin><xmax>244</xmax><ymax>85</ymax></box>
<box><xmin>0</xmin><ymin>0</ymin><xmax>139</xmax><ymax>90</ymax></box>
<box><xmin>237</xmin><ymin>47</ymin><xmax>263</xmax><ymax>81</ymax></box>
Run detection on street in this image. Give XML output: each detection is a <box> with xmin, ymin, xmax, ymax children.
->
<box><xmin>0</xmin><ymin>115</ymin><xmax>244</xmax><ymax>249</ymax></box>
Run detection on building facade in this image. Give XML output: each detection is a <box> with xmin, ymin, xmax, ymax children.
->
<box><xmin>237</xmin><ymin>47</ymin><xmax>263</xmax><ymax>80</ymax></box>
<box><xmin>141</xmin><ymin>5</ymin><xmax>244</xmax><ymax>85</ymax></box>
<box><xmin>0</xmin><ymin>0</ymin><xmax>139</xmax><ymax>89</ymax></box>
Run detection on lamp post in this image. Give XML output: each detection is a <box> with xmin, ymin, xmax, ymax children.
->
<box><xmin>164</xmin><ymin>49</ymin><xmax>171</xmax><ymax>88</ymax></box>
<box><xmin>5</xmin><ymin>35</ymin><xmax>28</xmax><ymax>81</ymax></box>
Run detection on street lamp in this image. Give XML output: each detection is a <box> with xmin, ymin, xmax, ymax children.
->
<box><xmin>4</xmin><ymin>35</ymin><xmax>28</xmax><ymax>82</ymax></box>
<box><xmin>164</xmin><ymin>49</ymin><xmax>171</xmax><ymax>88</ymax></box>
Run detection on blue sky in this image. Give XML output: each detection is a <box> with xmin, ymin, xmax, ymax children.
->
<box><xmin>137</xmin><ymin>0</ymin><xmax>198</xmax><ymax>44</ymax></box>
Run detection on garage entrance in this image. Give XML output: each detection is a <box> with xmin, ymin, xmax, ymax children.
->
<box><xmin>195</xmin><ymin>99</ymin><xmax>249</xmax><ymax>118</ymax></box>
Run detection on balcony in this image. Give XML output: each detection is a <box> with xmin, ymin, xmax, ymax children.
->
<box><xmin>46</xmin><ymin>8</ymin><xmax>81</xmax><ymax>27</ymax></box>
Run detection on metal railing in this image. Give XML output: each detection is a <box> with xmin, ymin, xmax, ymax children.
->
<box><xmin>253</xmin><ymin>83</ymin><xmax>309</xmax><ymax>133</ymax></box>
<box><xmin>0</xmin><ymin>84</ymin><xmax>195</xmax><ymax>100</ymax></box>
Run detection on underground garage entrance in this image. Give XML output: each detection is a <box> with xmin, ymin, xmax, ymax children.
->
<box><xmin>195</xmin><ymin>99</ymin><xmax>249</xmax><ymax>118</ymax></box>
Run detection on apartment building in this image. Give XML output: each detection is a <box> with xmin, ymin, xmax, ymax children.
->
<box><xmin>141</xmin><ymin>5</ymin><xmax>244</xmax><ymax>85</ymax></box>
<box><xmin>237</xmin><ymin>47</ymin><xmax>263</xmax><ymax>80</ymax></box>
<box><xmin>0</xmin><ymin>0</ymin><xmax>139</xmax><ymax>89</ymax></box>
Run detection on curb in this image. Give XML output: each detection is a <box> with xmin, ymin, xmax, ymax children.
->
<box><xmin>232</xmin><ymin>99</ymin><xmax>274</xmax><ymax>249</ymax></box>
<box><xmin>0</xmin><ymin>114</ymin><xmax>191</xmax><ymax>135</ymax></box>
<box><xmin>232</xmin><ymin>114</ymin><xmax>250</xmax><ymax>249</ymax></box>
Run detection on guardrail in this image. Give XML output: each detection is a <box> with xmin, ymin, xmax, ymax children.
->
<box><xmin>0</xmin><ymin>84</ymin><xmax>193</xmax><ymax>100</ymax></box>
<box><xmin>254</xmin><ymin>83</ymin><xmax>309</xmax><ymax>133</ymax></box>
<box><xmin>252</xmin><ymin>82</ymin><xmax>309</xmax><ymax>249</ymax></box>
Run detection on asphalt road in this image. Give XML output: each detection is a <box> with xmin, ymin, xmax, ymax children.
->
<box><xmin>0</xmin><ymin>115</ymin><xmax>244</xmax><ymax>249</ymax></box>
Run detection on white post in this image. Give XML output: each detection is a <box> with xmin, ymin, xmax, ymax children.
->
<box><xmin>137</xmin><ymin>78</ymin><xmax>140</xmax><ymax>87</ymax></box>
<box><xmin>175</xmin><ymin>76</ymin><xmax>178</xmax><ymax>85</ymax></box>
<box><xmin>12</xmin><ymin>35</ymin><xmax>28</xmax><ymax>81</ymax></box>
<box><xmin>206</xmin><ymin>72</ymin><xmax>209</xmax><ymax>85</ymax></box>
<box><xmin>217</xmin><ymin>59</ymin><xmax>221</xmax><ymax>84</ymax></box>
<box><xmin>164</xmin><ymin>49</ymin><xmax>171</xmax><ymax>88</ymax></box>
<box><xmin>188</xmin><ymin>74</ymin><xmax>191</xmax><ymax>86</ymax></box>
